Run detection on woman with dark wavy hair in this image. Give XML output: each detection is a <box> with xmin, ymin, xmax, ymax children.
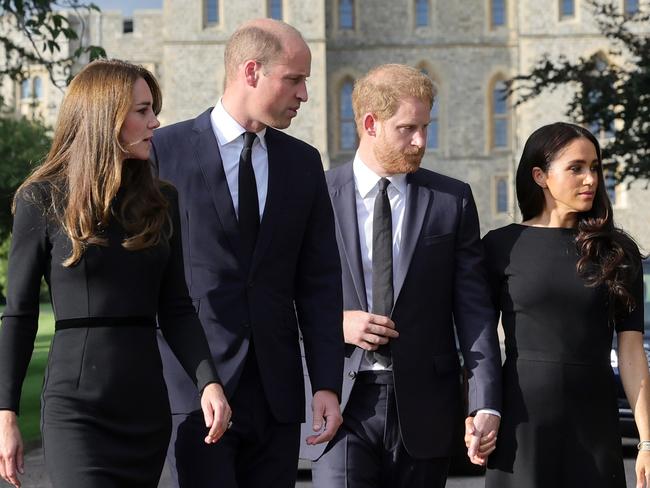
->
<box><xmin>0</xmin><ymin>59</ymin><xmax>231</xmax><ymax>488</ymax></box>
<box><xmin>466</xmin><ymin>122</ymin><xmax>650</xmax><ymax>487</ymax></box>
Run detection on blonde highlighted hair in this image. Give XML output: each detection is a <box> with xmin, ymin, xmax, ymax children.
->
<box><xmin>15</xmin><ymin>58</ymin><xmax>168</xmax><ymax>266</ymax></box>
<box><xmin>352</xmin><ymin>64</ymin><xmax>436</xmax><ymax>136</ymax></box>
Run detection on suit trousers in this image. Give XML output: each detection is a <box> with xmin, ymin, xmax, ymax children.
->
<box><xmin>311</xmin><ymin>371</ymin><xmax>449</xmax><ymax>488</ymax></box>
<box><xmin>166</xmin><ymin>349</ymin><xmax>301</xmax><ymax>488</ymax></box>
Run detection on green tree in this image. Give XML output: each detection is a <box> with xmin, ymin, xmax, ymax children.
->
<box><xmin>0</xmin><ymin>114</ymin><xmax>50</xmax><ymax>239</ymax></box>
<box><xmin>509</xmin><ymin>0</ymin><xmax>650</xmax><ymax>183</ymax></box>
<box><xmin>1</xmin><ymin>0</ymin><xmax>105</xmax><ymax>84</ymax></box>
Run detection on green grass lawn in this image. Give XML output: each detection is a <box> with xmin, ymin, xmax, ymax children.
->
<box><xmin>1</xmin><ymin>303</ymin><xmax>55</xmax><ymax>444</ymax></box>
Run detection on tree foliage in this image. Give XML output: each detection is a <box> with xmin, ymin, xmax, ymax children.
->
<box><xmin>0</xmin><ymin>0</ymin><xmax>105</xmax><ymax>85</ymax></box>
<box><xmin>0</xmin><ymin>114</ymin><xmax>50</xmax><ymax>240</ymax></box>
<box><xmin>509</xmin><ymin>0</ymin><xmax>650</xmax><ymax>184</ymax></box>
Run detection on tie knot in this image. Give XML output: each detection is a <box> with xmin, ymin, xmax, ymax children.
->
<box><xmin>377</xmin><ymin>178</ymin><xmax>390</xmax><ymax>192</ymax></box>
<box><xmin>243</xmin><ymin>131</ymin><xmax>256</xmax><ymax>150</ymax></box>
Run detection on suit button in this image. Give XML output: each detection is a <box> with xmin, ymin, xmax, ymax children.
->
<box><xmin>348</xmin><ymin>371</ymin><xmax>356</xmax><ymax>379</ymax></box>
<box><xmin>242</xmin><ymin>322</ymin><xmax>250</xmax><ymax>328</ymax></box>
<box><xmin>247</xmin><ymin>282</ymin><xmax>254</xmax><ymax>289</ymax></box>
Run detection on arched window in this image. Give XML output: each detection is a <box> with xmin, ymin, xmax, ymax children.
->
<box><xmin>339</xmin><ymin>80</ymin><xmax>356</xmax><ymax>151</ymax></box>
<box><xmin>205</xmin><ymin>0</ymin><xmax>218</xmax><ymax>25</ymax></box>
<box><xmin>496</xmin><ymin>177</ymin><xmax>508</xmax><ymax>213</ymax></box>
<box><xmin>21</xmin><ymin>79</ymin><xmax>30</xmax><ymax>99</ymax></box>
<box><xmin>560</xmin><ymin>0</ymin><xmax>575</xmax><ymax>18</ymax></box>
<box><xmin>415</xmin><ymin>0</ymin><xmax>429</xmax><ymax>27</ymax></box>
<box><xmin>491</xmin><ymin>79</ymin><xmax>508</xmax><ymax>149</ymax></box>
<box><xmin>339</xmin><ymin>0</ymin><xmax>354</xmax><ymax>29</ymax></box>
<box><xmin>491</xmin><ymin>0</ymin><xmax>506</xmax><ymax>27</ymax></box>
<box><xmin>269</xmin><ymin>0</ymin><xmax>282</xmax><ymax>20</ymax></box>
<box><xmin>624</xmin><ymin>0</ymin><xmax>639</xmax><ymax>15</ymax></box>
<box><xmin>33</xmin><ymin>77</ymin><xmax>42</xmax><ymax>99</ymax></box>
<box><xmin>427</xmin><ymin>97</ymin><xmax>439</xmax><ymax>149</ymax></box>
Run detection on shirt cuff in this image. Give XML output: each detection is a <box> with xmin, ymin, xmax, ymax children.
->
<box><xmin>476</xmin><ymin>408</ymin><xmax>501</xmax><ymax>418</ymax></box>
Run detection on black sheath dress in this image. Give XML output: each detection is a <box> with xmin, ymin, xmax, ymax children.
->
<box><xmin>0</xmin><ymin>184</ymin><xmax>218</xmax><ymax>488</ymax></box>
<box><xmin>484</xmin><ymin>224</ymin><xmax>643</xmax><ymax>488</ymax></box>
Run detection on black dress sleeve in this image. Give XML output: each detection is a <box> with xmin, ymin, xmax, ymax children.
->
<box><xmin>616</xmin><ymin>256</ymin><xmax>644</xmax><ymax>333</ymax></box>
<box><xmin>0</xmin><ymin>187</ymin><xmax>49</xmax><ymax>413</ymax></box>
<box><xmin>481</xmin><ymin>229</ymin><xmax>504</xmax><ymax>313</ymax></box>
<box><xmin>157</xmin><ymin>184</ymin><xmax>221</xmax><ymax>392</ymax></box>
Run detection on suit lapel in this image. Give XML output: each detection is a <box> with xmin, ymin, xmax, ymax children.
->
<box><xmin>393</xmin><ymin>172</ymin><xmax>431</xmax><ymax>305</ymax></box>
<box><xmin>249</xmin><ymin>129</ymin><xmax>287</xmax><ymax>277</ymax></box>
<box><xmin>191</xmin><ymin>112</ymin><xmax>242</xmax><ymax>262</ymax></box>
<box><xmin>331</xmin><ymin>164</ymin><xmax>368</xmax><ymax>311</ymax></box>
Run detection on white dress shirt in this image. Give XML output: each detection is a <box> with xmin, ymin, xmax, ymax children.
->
<box><xmin>353</xmin><ymin>154</ymin><xmax>407</xmax><ymax>372</ymax></box>
<box><xmin>210</xmin><ymin>99</ymin><xmax>268</xmax><ymax>219</ymax></box>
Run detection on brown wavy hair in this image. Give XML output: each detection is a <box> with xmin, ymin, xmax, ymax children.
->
<box><xmin>516</xmin><ymin>122</ymin><xmax>642</xmax><ymax>321</ymax></box>
<box><xmin>14</xmin><ymin>59</ymin><xmax>169</xmax><ymax>266</ymax></box>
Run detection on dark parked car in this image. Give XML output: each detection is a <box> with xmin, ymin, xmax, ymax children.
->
<box><xmin>611</xmin><ymin>259</ymin><xmax>650</xmax><ymax>438</ymax></box>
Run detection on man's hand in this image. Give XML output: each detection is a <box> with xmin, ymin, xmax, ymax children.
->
<box><xmin>200</xmin><ymin>383</ymin><xmax>232</xmax><ymax>445</ymax></box>
<box><xmin>305</xmin><ymin>390</ymin><xmax>342</xmax><ymax>445</ymax></box>
<box><xmin>465</xmin><ymin>413</ymin><xmax>500</xmax><ymax>466</ymax></box>
<box><xmin>0</xmin><ymin>410</ymin><xmax>23</xmax><ymax>488</ymax></box>
<box><xmin>343</xmin><ymin>310</ymin><xmax>398</xmax><ymax>350</ymax></box>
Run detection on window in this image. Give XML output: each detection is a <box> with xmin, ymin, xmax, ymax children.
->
<box><xmin>491</xmin><ymin>0</ymin><xmax>506</xmax><ymax>27</ymax></box>
<box><xmin>122</xmin><ymin>18</ymin><xmax>133</xmax><ymax>34</ymax></box>
<box><xmin>496</xmin><ymin>177</ymin><xmax>509</xmax><ymax>213</ymax></box>
<box><xmin>33</xmin><ymin>77</ymin><xmax>42</xmax><ymax>99</ymax></box>
<box><xmin>269</xmin><ymin>0</ymin><xmax>282</xmax><ymax>20</ymax></box>
<box><xmin>205</xmin><ymin>0</ymin><xmax>219</xmax><ymax>25</ymax></box>
<box><xmin>427</xmin><ymin>98</ymin><xmax>439</xmax><ymax>149</ymax></box>
<box><xmin>560</xmin><ymin>0</ymin><xmax>575</xmax><ymax>18</ymax></box>
<box><xmin>339</xmin><ymin>80</ymin><xmax>356</xmax><ymax>151</ymax></box>
<box><xmin>624</xmin><ymin>0</ymin><xmax>639</xmax><ymax>15</ymax></box>
<box><xmin>492</xmin><ymin>80</ymin><xmax>508</xmax><ymax>149</ymax></box>
<box><xmin>339</xmin><ymin>0</ymin><xmax>354</xmax><ymax>29</ymax></box>
<box><xmin>415</xmin><ymin>0</ymin><xmax>429</xmax><ymax>27</ymax></box>
<box><xmin>20</xmin><ymin>79</ymin><xmax>30</xmax><ymax>99</ymax></box>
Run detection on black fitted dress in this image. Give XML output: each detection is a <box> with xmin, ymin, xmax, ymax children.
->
<box><xmin>0</xmin><ymin>184</ymin><xmax>219</xmax><ymax>488</ymax></box>
<box><xmin>484</xmin><ymin>224</ymin><xmax>643</xmax><ymax>488</ymax></box>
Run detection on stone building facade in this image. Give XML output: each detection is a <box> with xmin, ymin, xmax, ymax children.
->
<box><xmin>6</xmin><ymin>0</ymin><xmax>649</xmax><ymax>246</ymax></box>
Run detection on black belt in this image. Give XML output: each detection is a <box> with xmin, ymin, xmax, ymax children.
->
<box><xmin>55</xmin><ymin>316</ymin><xmax>157</xmax><ymax>331</ymax></box>
<box><xmin>355</xmin><ymin>370</ymin><xmax>394</xmax><ymax>385</ymax></box>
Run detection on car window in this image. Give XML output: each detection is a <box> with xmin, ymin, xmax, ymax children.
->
<box><xmin>643</xmin><ymin>261</ymin><xmax>650</xmax><ymax>328</ymax></box>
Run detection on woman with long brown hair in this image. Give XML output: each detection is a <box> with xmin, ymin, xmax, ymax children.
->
<box><xmin>466</xmin><ymin>122</ymin><xmax>650</xmax><ymax>487</ymax></box>
<box><xmin>0</xmin><ymin>59</ymin><xmax>231</xmax><ymax>488</ymax></box>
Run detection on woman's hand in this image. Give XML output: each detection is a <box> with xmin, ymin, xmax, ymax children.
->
<box><xmin>636</xmin><ymin>450</ymin><xmax>650</xmax><ymax>488</ymax></box>
<box><xmin>200</xmin><ymin>383</ymin><xmax>232</xmax><ymax>444</ymax></box>
<box><xmin>0</xmin><ymin>410</ymin><xmax>24</xmax><ymax>488</ymax></box>
<box><xmin>464</xmin><ymin>416</ymin><xmax>498</xmax><ymax>466</ymax></box>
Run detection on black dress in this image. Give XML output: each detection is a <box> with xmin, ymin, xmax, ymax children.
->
<box><xmin>0</xmin><ymin>184</ymin><xmax>219</xmax><ymax>488</ymax></box>
<box><xmin>484</xmin><ymin>224</ymin><xmax>643</xmax><ymax>488</ymax></box>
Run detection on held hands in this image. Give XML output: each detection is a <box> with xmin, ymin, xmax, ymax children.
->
<box><xmin>0</xmin><ymin>410</ymin><xmax>23</xmax><ymax>488</ymax></box>
<box><xmin>464</xmin><ymin>413</ymin><xmax>500</xmax><ymax>466</ymax></box>
<box><xmin>200</xmin><ymin>383</ymin><xmax>232</xmax><ymax>445</ymax></box>
<box><xmin>343</xmin><ymin>310</ymin><xmax>398</xmax><ymax>350</ymax></box>
<box><xmin>305</xmin><ymin>390</ymin><xmax>343</xmax><ymax>446</ymax></box>
<box><xmin>636</xmin><ymin>450</ymin><xmax>650</xmax><ymax>488</ymax></box>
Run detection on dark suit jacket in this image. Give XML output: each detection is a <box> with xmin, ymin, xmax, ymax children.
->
<box><xmin>301</xmin><ymin>161</ymin><xmax>501</xmax><ymax>459</ymax></box>
<box><xmin>151</xmin><ymin>108</ymin><xmax>344</xmax><ymax>424</ymax></box>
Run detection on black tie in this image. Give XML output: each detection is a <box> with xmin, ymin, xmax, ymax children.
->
<box><xmin>370</xmin><ymin>178</ymin><xmax>393</xmax><ymax>367</ymax></box>
<box><xmin>238</xmin><ymin>132</ymin><xmax>259</xmax><ymax>267</ymax></box>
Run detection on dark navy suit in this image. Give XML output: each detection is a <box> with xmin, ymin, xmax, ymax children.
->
<box><xmin>151</xmin><ymin>108</ymin><xmax>344</xmax><ymax>487</ymax></box>
<box><xmin>301</xmin><ymin>162</ymin><xmax>502</xmax><ymax>486</ymax></box>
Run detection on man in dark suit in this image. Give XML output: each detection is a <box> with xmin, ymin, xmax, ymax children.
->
<box><xmin>151</xmin><ymin>18</ymin><xmax>344</xmax><ymax>488</ymax></box>
<box><xmin>300</xmin><ymin>64</ymin><xmax>502</xmax><ymax>487</ymax></box>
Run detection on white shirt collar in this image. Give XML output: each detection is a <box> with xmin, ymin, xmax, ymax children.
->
<box><xmin>211</xmin><ymin>99</ymin><xmax>267</xmax><ymax>150</ymax></box>
<box><xmin>352</xmin><ymin>152</ymin><xmax>407</xmax><ymax>199</ymax></box>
